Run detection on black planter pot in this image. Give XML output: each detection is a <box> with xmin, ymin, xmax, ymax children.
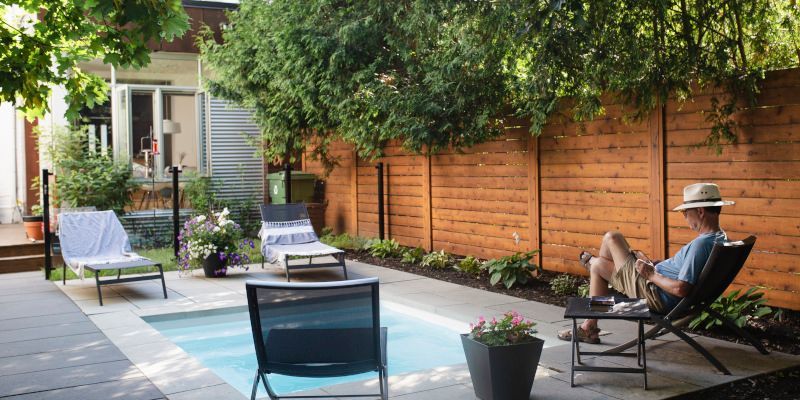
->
<box><xmin>460</xmin><ymin>334</ymin><xmax>544</xmax><ymax>400</ymax></box>
<box><xmin>22</xmin><ymin>214</ymin><xmax>43</xmax><ymax>223</ymax></box>
<box><xmin>202</xmin><ymin>253</ymin><xmax>227</xmax><ymax>278</ymax></box>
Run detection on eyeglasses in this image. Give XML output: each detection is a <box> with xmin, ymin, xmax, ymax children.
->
<box><xmin>680</xmin><ymin>209</ymin><xmax>695</xmax><ymax>216</ymax></box>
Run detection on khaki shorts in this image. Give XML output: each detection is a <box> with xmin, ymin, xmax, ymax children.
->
<box><xmin>609</xmin><ymin>254</ymin><xmax>667</xmax><ymax>313</ymax></box>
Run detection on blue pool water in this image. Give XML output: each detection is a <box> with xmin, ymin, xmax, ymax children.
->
<box><xmin>147</xmin><ymin>303</ymin><xmax>467</xmax><ymax>396</ymax></box>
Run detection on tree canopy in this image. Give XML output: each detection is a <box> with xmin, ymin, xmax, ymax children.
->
<box><xmin>200</xmin><ymin>0</ymin><xmax>800</xmax><ymax>167</ymax></box>
<box><xmin>0</xmin><ymin>0</ymin><xmax>189</xmax><ymax>120</ymax></box>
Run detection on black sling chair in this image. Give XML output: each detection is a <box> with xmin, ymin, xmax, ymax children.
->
<box><xmin>246</xmin><ymin>278</ymin><xmax>388</xmax><ymax>399</ymax></box>
<box><xmin>603</xmin><ymin>236</ymin><xmax>768</xmax><ymax>375</ymax></box>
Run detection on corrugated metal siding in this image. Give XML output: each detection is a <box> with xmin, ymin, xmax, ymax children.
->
<box><xmin>199</xmin><ymin>93</ymin><xmax>208</xmax><ymax>174</ymax></box>
<box><xmin>208</xmin><ymin>98</ymin><xmax>263</xmax><ymax>202</ymax></box>
<box><xmin>122</xmin><ymin>209</ymin><xmax>193</xmax><ymax>249</ymax></box>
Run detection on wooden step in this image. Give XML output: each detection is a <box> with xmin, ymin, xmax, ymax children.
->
<box><xmin>0</xmin><ymin>255</ymin><xmax>63</xmax><ymax>274</ymax></box>
<box><xmin>0</xmin><ymin>242</ymin><xmax>44</xmax><ymax>258</ymax></box>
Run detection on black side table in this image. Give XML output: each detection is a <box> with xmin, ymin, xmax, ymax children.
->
<box><xmin>564</xmin><ymin>297</ymin><xmax>651</xmax><ymax>389</ymax></box>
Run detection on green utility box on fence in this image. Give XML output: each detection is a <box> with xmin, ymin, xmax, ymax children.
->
<box><xmin>267</xmin><ymin>171</ymin><xmax>316</xmax><ymax>204</ymax></box>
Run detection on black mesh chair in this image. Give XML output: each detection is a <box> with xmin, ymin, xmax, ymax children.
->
<box><xmin>246</xmin><ymin>277</ymin><xmax>388</xmax><ymax>400</ymax></box>
<box><xmin>604</xmin><ymin>236</ymin><xmax>767</xmax><ymax>374</ymax></box>
<box><xmin>259</xmin><ymin>203</ymin><xmax>347</xmax><ymax>281</ymax></box>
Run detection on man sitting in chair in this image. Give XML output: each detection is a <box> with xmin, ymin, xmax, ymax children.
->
<box><xmin>558</xmin><ymin>183</ymin><xmax>734</xmax><ymax>344</ymax></box>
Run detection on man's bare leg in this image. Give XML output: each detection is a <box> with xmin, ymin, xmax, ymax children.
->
<box><xmin>580</xmin><ymin>231</ymin><xmax>633</xmax><ymax>332</ymax></box>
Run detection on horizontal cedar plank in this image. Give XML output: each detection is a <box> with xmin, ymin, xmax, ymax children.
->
<box><xmin>726</xmin><ymin>283</ymin><xmax>798</xmax><ymax>310</ymax></box>
<box><xmin>359</xmin><ymin>194</ymin><xmax>421</xmax><ymax>207</ymax></box>
<box><xmin>541</xmin><ymin>118</ymin><xmax>648</xmax><ymax>137</ymax></box>
<box><xmin>322</xmin><ymin>175</ymin><xmax>352</xmax><ymax>185</ymax></box>
<box><xmin>540</xmin><ymin>147</ymin><xmax>648</xmax><ymax>165</ymax></box>
<box><xmin>539</xmin><ymin>131</ymin><xmax>649</xmax><ymax>150</ymax></box>
<box><xmin>431</xmin><ymin>152</ymin><xmax>528</xmax><ymax>166</ymax></box>
<box><xmin>760</xmin><ymin>69</ymin><xmax>800</xmax><ymax>89</ymax></box>
<box><xmin>669</xmin><ymin>229</ymin><xmax>799</xmax><ymax>255</ymax></box>
<box><xmin>433</xmin><ymin>230</ymin><xmax>528</xmax><ymax>253</ymax></box>
<box><xmin>665</xmin><ymin>126</ymin><xmax>800</xmax><ymax>147</ymax></box>
<box><xmin>432</xmin><ymin>187</ymin><xmax>528</xmax><ymax>202</ymax></box>
<box><xmin>431</xmin><ymin>198</ymin><xmax>528</xmax><ymax>215</ymax></box>
<box><xmin>436</xmin><ymin>139</ymin><xmax>528</xmax><ymax>154</ymax></box>
<box><xmin>432</xmin><ymin>241</ymin><xmax>525</xmax><ymax>260</ymax></box>
<box><xmin>541</xmin><ymin>216</ymin><xmax>649</xmax><ymax>239</ymax></box>
<box><xmin>357</xmin><ymin>203</ymin><xmax>422</xmax><ymax>218</ymax></box>
<box><xmin>358</xmin><ymin>165</ymin><xmax>422</xmax><ymax>175</ymax></box>
<box><xmin>734</xmin><ymin>267</ymin><xmax>800</xmax><ymax>293</ymax></box>
<box><xmin>359</xmin><ymin>175</ymin><xmax>422</xmax><ymax>186</ymax></box>
<box><xmin>666</xmin><ymin>213</ymin><xmax>800</xmax><ymax>237</ymax></box>
<box><xmin>390</xmin><ymin>235</ymin><xmax>424</xmax><ymax>248</ymax></box>
<box><xmin>433</xmin><ymin>209</ymin><xmax>528</xmax><ymax>227</ymax></box>
<box><xmin>371</xmin><ymin>156</ymin><xmax>425</xmax><ymax>166</ymax></box>
<box><xmin>540</xmin><ymin>162</ymin><xmax>648</xmax><ymax>178</ymax></box>
<box><xmin>733</xmin><ymin>104</ymin><xmax>800</xmax><ymax>126</ymax></box>
<box><xmin>431</xmin><ymin>176</ymin><xmax>528</xmax><ymax>190</ymax></box>
<box><xmin>386</xmin><ymin>215</ymin><xmax>424</xmax><ymax>228</ymax></box>
<box><xmin>432</xmin><ymin>219</ymin><xmax>529</xmax><ymax>241</ymax></box>
<box><xmin>542</xmin><ymin>256</ymin><xmax>589</xmax><ymax>275</ymax></box>
<box><xmin>540</xmin><ymin>177</ymin><xmax>649</xmax><ymax>193</ymax></box>
<box><xmin>542</xmin><ymin>230</ymin><xmax>649</xmax><ymax>253</ymax></box>
<box><xmin>666</xmin><ymin>143</ymin><xmax>800</xmax><ymax>163</ymax></box>
<box><xmin>541</xmin><ymin>204</ymin><xmax>649</xmax><ymax>224</ymax></box>
<box><xmin>432</xmin><ymin>164</ymin><xmax>528</xmax><ymax>177</ymax></box>
<box><xmin>665</xmin><ymin>195</ymin><xmax>800</xmax><ymax>217</ymax></box>
<box><xmin>359</xmin><ymin>222</ymin><xmax>422</xmax><ymax>239</ymax></box>
<box><xmin>745</xmin><ymin>252</ymin><xmax>799</xmax><ymax>273</ymax></box>
<box><xmin>542</xmin><ymin>243</ymin><xmax>591</xmax><ymax>261</ymax></box>
<box><xmin>359</xmin><ymin>185</ymin><xmax>422</xmax><ymax>196</ymax></box>
<box><xmin>667</xmin><ymin>161</ymin><xmax>800</xmax><ymax>180</ymax></box>
<box><xmin>541</xmin><ymin>190</ymin><xmax>649</xmax><ymax>208</ymax></box>
<box><xmin>666</xmin><ymin>179</ymin><xmax>800</xmax><ymax>199</ymax></box>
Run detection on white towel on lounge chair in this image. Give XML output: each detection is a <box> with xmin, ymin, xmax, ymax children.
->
<box><xmin>59</xmin><ymin>210</ymin><xmax>144</xmax><ymax>279</ymax></box>
<box><xmin>258</xmin><ymin>219</ymin><xmax>342</xmax><ymax>267</ymax></box>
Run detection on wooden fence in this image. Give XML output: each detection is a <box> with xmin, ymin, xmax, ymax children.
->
<box><xmin>304</xmin><ymin>68</ymin><xmax>800</xmax><ymax>310</ymax></box>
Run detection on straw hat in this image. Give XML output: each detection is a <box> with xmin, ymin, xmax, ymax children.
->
<box><xmin>672</xmin><ymin>183</ymin><xmax>735</xmax><ymax>211</ymax></box>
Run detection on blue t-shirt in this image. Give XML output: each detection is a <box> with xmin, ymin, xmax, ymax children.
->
<box><xmin>654</xmin><ymin>231</ymin><xmax>727</xmax><ymax>310</ymax></box>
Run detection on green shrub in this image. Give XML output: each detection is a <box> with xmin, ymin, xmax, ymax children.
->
<box><xmin>457</xmin><ymin>256</ymin><xmax>483</xmax><ymax>276</ymax></box>
<box><xmin>689</xmin><ymin>287</ymin><xmax>780</xmax><ymax>330</ymax></box>
<box><xmin>183</xmin><ymin>171</ymin><xmax>217</xmax><ymax>214</ymax></box>
<box><xmin>483</xmin><ymin>250</ymin><xmax>541</xmax><ymax>289</ymax></box>
<box><xmin>421</xmin><ymin>249</ymin><xmax>451</xmax><ymax>269</ymax></box>
<box><xmin>550</xmin><ymin>274</ymin><xmax>580</xmax><ymax>296</ymax></box>
<box><xmin>577</xmin><ymin>283</ymin><xmax>590</xmax><ymax>298</ymax></box>
<box><xmin>320</xmin><ymin>231</ymin><xmax>367</xmax><ymax>250</ymax></box>
<box><xmin>365</xmin><ymin>238</ymin><xmax>402</xmax><ymax>258</ymax></box>
<box><xmin>401</xmin><ymin>247</ymin><xmax>425</xmax><ymax>264</ymax></box>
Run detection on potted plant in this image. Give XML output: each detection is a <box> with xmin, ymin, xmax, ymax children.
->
<box><xmin>22</xmin><ymin>203</ymin><xmax>44</xmax><ymax>241</ymax></box>
<box><xmin>461</xmin><ymin>311</ymin><xmax>544</xmax><ymax>400</ymax></box>
<box><xmin>178</xmin><ymin>208</ymin><xmax>254</xmax><ymax>277</ymax></box>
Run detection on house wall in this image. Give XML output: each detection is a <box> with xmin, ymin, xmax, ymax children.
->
<box><xmin>306</xmin><ymin>67</ymin><xmax>800</xmax><ymax>311</ymax></box>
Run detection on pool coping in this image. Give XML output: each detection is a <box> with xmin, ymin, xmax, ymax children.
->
<box><xmin>55</xmin><ymin>258</ymin><xmax>800</xmax><ymax>400</ymax></box>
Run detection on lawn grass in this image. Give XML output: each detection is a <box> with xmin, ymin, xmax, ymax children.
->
<box><xmin>49</xmin><ymin>239</ymin><xmax>263</xmax><ymax>281</ymax></box>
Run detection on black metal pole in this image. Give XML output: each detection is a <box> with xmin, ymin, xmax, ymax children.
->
<box><xmin>284</xmin><ymin>163</ymin><xmax>292</xmax><ymax>204</ymax></box>
<box><xmin>170</xmin><ymin>166</ymin><xmax>181</xmax><ymax>258</ymax></box>
<box><xmin>42</xmin><ymin>169</ymin><xmax>52</xmax><ymax>280</ymax></box>
<box><xmin>376</xmin><ymin>162</ymin><xmax>384</xmax><ymax>240</ymax></box>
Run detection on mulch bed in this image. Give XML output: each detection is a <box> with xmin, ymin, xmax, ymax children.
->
<box><xmin>345</xmin><ymin>249</ymin><xmax>800</xmax><ymax>400</ymax></box>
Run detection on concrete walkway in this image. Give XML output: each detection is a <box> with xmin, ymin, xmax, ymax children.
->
<box><xmin>3</xmin><ymin>258</ymin><xmax>799</xmax><ymax>399</ymax></box>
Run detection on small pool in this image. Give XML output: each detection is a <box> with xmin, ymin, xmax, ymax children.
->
<box><xmin>147</xmin><ymin>302</ymin><xmax>468</xmax><ymax>396</ymax></box>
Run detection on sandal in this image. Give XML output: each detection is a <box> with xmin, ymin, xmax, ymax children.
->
<box><xmin>578</xmin><ymin>251</ymin><xmax>593</xmax><ymax>268</ymax></box>
<box><xmin>558</xmin><ymin>326</ymin><xmax>601</xmax><ymax>344</ymax></box>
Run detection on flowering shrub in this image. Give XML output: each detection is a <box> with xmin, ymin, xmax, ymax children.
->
<box><xmin>178</xmin><ymin>208</ymin><xmax>254</xmax><ymax>274</ymax></box>
<box><xmin>468</xmin><ymin>311</ymin><xmax>537</xmax><ymax>346</ymax></box>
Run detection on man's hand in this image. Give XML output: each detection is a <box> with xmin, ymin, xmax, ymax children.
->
<box><xmin>635</xmin><ymin>259</ymin><xmax>655</xmax><ymax>280</ymax></box>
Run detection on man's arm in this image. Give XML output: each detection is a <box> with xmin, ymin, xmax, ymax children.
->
<box><xmin>635</xmin><ymin>259</ymin><xmax>693</xmax><ymax>298</ymax></box>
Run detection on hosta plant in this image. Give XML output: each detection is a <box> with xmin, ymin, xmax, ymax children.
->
<box><xmin>365</xmin><ymin>238</ymin><xmax>402</xmax><ymax>258</ymax></box>
<box><xmin>550</xmin><ymin>274</ymin><xmax>580</xmax><ymax>296</ymax></box>
<box><xmin>484</xmin><ymin>250</ymin><xmax>541</xmax><ymax>289</ymax></box>
<box><xmin>458</xmin><ymin>255</ymin><xmax>483</xmax><ymax>276</ymax></box>
<box><xmin>689</xmin><ymin>287</ymin><xmax>779</xmax><ymax>330</ymax></box>
<box><xmin>401</xmin><ymin>247</ymin><xmax>425</xmax><ymax>264</ymax></box>
<box><xmin>421</xmin><ymin>249</ymin><xmax>451</xmax><ymax>269</ymax></box>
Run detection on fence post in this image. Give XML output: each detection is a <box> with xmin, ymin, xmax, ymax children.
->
<box><xmin>376</xmin><ymin>162</ymin><xmax>384</xmax><ymax>240</ymax></box>
<box><xmin>649</xmin><ymin>103</ymin><xmax>666</xmax><ymax>260</ymax></box>
<box><xmin>42</xmin><ymin>169</ymin><xmax>52</xmax><ymax>280</ymax></box>
<box><xmin>526</xmin><ymin>133</ymin><xmax>541</xmax><ymax>267</ymax></box>
<box><xmin>170</xmin><ymin>166</ymin><xmax>181</xmax><ymax>258</ymax></box>
<box><xmin>284</xmin><ymin>163</ymin><xmax>292</xmax><ymax>204</ymax></box>
<box><xmin>421</xmin><ymin>149</ymin><xmax>433</xmax><ymax>251</ymax></box>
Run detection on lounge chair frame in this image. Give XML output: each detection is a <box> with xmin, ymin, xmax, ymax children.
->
<box><xmin>259</xmin><ymin>203</ymin><xmax>347</xmax><ymax>281</ymax></box>
<box><xmin>47</xmin><ymin>209</ymin><xmax>168</xmax><ymax>306</ymax></box>
<box><xmin>246</xmin><ymin>278</ymin><xmax>388</xmax><ymax>400</ymax></box>
<box><xmin>603</xmin><ymin>236</ymin><xmax>768</xmax><ymax>374</ymax></box>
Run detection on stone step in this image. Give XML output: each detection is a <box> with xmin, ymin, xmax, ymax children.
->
<box><xmin>0</xmin><ymin>243</ymin><xmax>44</xmax><ymax>258</ymax></box>
<box><xmin>0</xmin><ymin>254</ymin><xmax>62</xmax><ymax>274</ymax></box>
